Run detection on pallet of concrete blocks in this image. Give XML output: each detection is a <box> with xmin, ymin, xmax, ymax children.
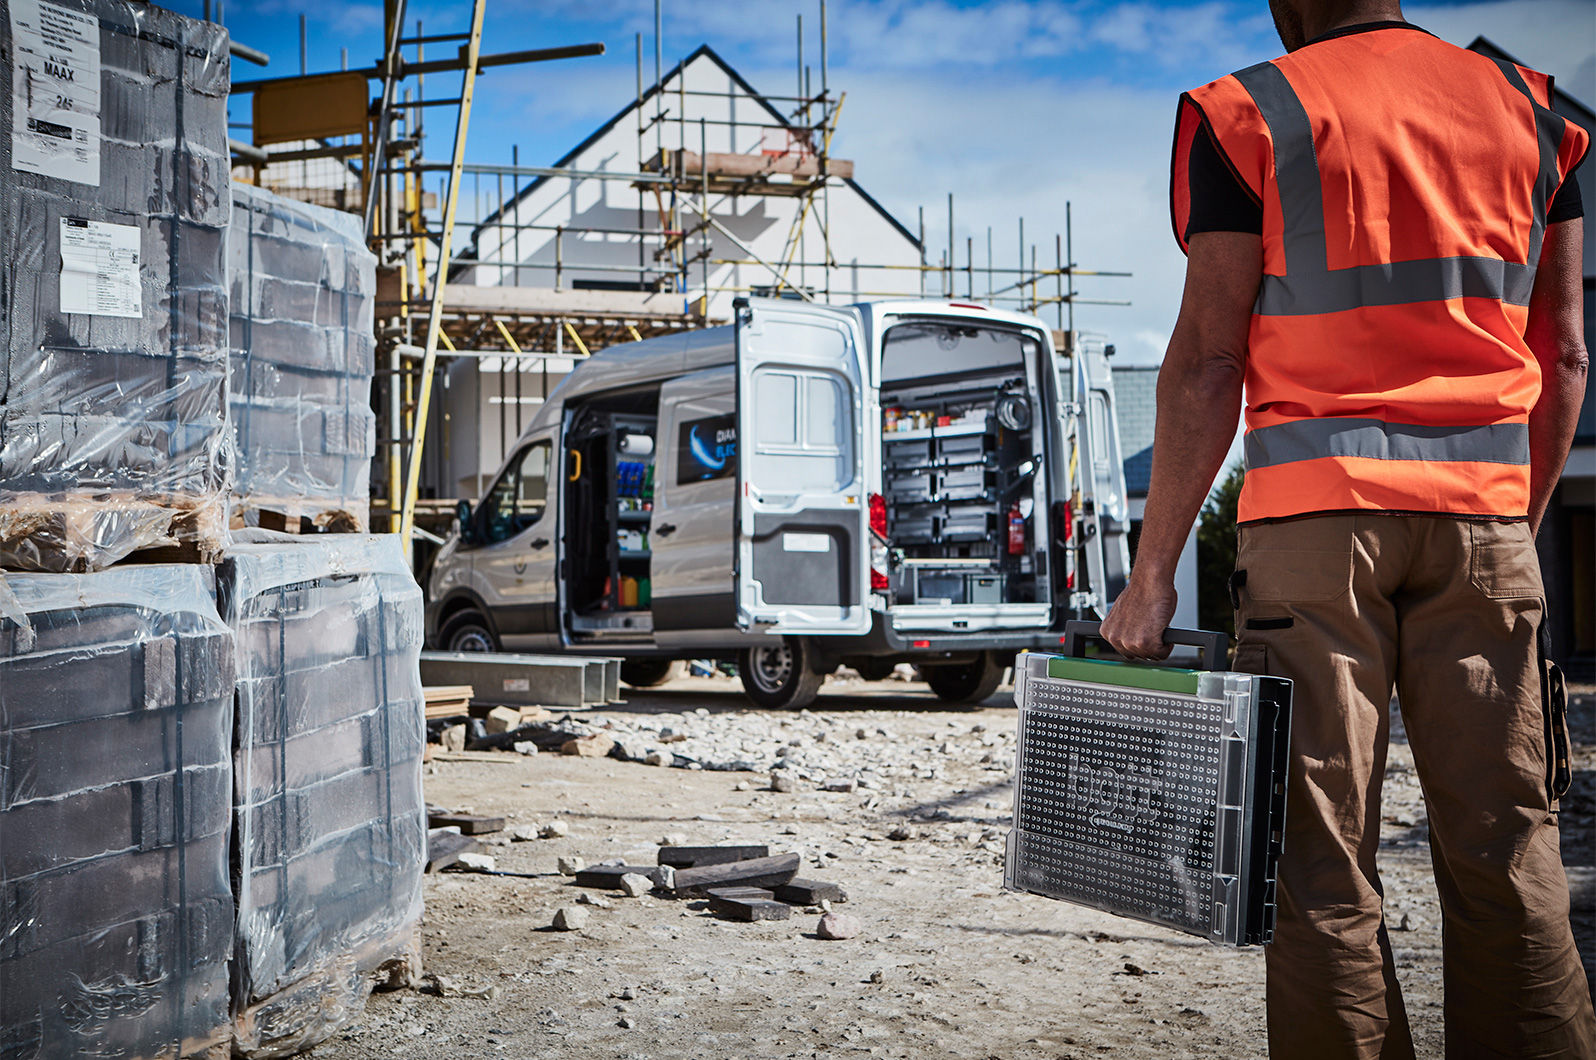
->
<box><xmin>217</xmin><ymin>533</ymin><xmax>427</xmax><ymax>1057</ymax></box>
<box><xmin>0</xmin><ymin>1</ymin><xmax>232</xmax><ymax>572</ymax></box>
<box><xmin>227</xmin><ymin>182</ymin><xmax>377</xmax><ymax>533</ymax></box>
<box><xmin>0</xmin><ymin>565</ymin><xmax>236</xmax><ymax>1060</ymax></box>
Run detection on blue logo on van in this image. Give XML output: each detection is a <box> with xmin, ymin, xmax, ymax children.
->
<box><xmin>689</xmin><ymin>425</ymin><xmax>727</xmax><ymax>470</ymax></box>
<box><xmin>678</xmin><ymin>414</ymin><xmax>737</xmax><ymax>484</ymax></box>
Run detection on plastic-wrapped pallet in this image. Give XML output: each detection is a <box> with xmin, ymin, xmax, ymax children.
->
<box><xmin>0</xmin><ymin>565</ymin><xmax>236</xmax><ymax>1060</ymax></box>
<box><xmin>217</xmin><ymin>533</ymin><xmax>425</xmax><ymax>1057</ymax></box>
<box><xmin>228</xmin><ymin>182</ymin><xmax>376</xmax><ymax>532</ymax></box>
<box><xmin>0</xmin><ymin>1</ymin><xmax>232</xmax><ymax>572</ymax></box>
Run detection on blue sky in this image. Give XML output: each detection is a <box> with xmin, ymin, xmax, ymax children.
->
<box><xmin>197</xmin><ymin>0</ymin><xmax>1595</xmax><ymax>362</ymax></box>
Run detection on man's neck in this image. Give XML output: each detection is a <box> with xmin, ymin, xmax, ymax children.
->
<box><xmin>1302</xmin><ymin>2</ymin><xmax>1405</xmax><ymax>44</ymax></box>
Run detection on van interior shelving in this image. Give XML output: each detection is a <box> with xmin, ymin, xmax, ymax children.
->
<box><xmin>564</xmin><ymin>391</ymin><xmax>660</xmax><ymax>629</ymax></box>
<box><xmin>878</xmin><ymin>321</ymin><xmax>1044</xmax><ymax>610</ymax></box>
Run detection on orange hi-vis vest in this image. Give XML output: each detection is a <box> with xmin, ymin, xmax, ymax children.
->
<box><xmin>1172</xmin><ymin>26</ymin><xmax>1588</xmax><ymax>523</ymax></box>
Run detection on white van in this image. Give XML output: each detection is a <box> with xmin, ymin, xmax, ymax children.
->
<box><xmin>425</xmin><ymin>298</ymin><xmax>1131</xmax><ymax>708</ymax></box>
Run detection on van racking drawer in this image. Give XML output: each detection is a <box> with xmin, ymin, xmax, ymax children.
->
<box><xmin>941</xmin><ymin>506</ymin><xmax>991</xmax><ymax>540</ymax></box>
<box><xmin>886</xmin><ymin>470</ymin><xmax>934</xmax><ymax>504</ymax></box>
<box><xmin>935</xmin><ymin>433</ymin><xmax>990</xmax><ymax>462</ymax></box>
<box><xmin>938</xmin><ymin>466</ymin><xmax>992</xmax><ymax>500</ymax></box>
<box><xmin>889</xmin><ymin>512</ymin><xmax>938</xmax><ymax>544</ymax></box>
<box><xmin>1006</xmin><ymin>625</ymin><xmax>1292</xmax><ymax>947</ymax></box>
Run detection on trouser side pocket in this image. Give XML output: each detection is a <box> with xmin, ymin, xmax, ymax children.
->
<box><xmin>1539</xmin><ymin>623</ymin><xmax>1573</xmax><ymax>805</ymax></box>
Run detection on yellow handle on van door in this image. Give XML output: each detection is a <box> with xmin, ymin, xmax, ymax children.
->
<box><xmin>568</xmin><ymin>449</ymin><xmax>582</xmax><ymax>482</ymax></box>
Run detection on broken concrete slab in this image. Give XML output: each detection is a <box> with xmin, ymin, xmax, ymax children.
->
<box><xmin>425</xmin><ymin>831</ymin><xmax>481</xmax><ymax>873</ymax></box>
<box><xmin>772</xmin><ymin>878</ymin><xmax>846</xmax><ymax>906</ymax></box>
<box><xmin>706</xmin><ymin>887</ymin><xmax>791</xmax><ymax>922</ymax></box>
<box><xmin>617</xmin><ymin>873</ymin><xmax>652</xmax><ymax>898</ymax></box>
<box><xmin>574</xmin><ymin>865</ymin><xmax>658</xmax><ymax>889</ymax></box>
<box><xmin>562</xmin><ymin>733</ymin><xmax>615</xmax><ymax>758</ymax></box>
<box><xmin>427</xmin><ymin>812</ymin><xmax>506</xmax><ymax>835</ymax></box>
<box><xmin>671</xmin><ymin>852</ymin><xmax>801</xmax><ymax>896</ymax></box>
<box><xmin>657</xmin><ymin>844</ymin><xmax>770</xmax><ymax>869</ymax></box>
<box><xmin>485</xmin><ymin>706</ymin><xmax>522</xmax><ymax>734</ymax></box>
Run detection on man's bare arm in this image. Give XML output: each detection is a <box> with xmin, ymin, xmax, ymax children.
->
<box><xmin>1526</xmin><ymin>217</ymin><xmax>1588</xmax><ymax>536</ymax></box>
<box><xmin>1100</xmin><ymin>232</ymin><xmax>1261</xmax><ymax>660</ymax></box>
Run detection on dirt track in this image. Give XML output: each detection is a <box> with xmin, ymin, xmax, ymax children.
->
<box><xmin>308</xmin><ymin>676</ymin><xmax>1594</xmax><ymax>1060</ymax></box>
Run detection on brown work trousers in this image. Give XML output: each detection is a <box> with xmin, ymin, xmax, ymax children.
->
<box><xmin>1232</xmin><ymin>515</ymin><xmax>1594</xmax><ymax>1060</ymax></box>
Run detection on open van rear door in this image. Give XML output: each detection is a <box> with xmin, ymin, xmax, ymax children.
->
<box><xmin>734</xmin><ymin>300</ymin><xmax>871</xmax><ymax>634</ymax></box>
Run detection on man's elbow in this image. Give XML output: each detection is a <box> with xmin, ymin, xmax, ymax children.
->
<box><xmin>1551</xmin><ymin>338</ymin><xmax>1589</xmax><ymax>382</ymax></box>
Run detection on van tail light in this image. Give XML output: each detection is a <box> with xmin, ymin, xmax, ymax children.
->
<box><xmin>868</xmin><ymin>493</ymin><xmax>890</xmax><ymax>592</ymax></box>
<box><xmin>871</xmin><ymin>549</ymin><xmax>890</xmax><ymax>592</ymax></box>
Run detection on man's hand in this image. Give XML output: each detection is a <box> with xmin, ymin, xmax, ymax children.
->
<box><xmin>1101</xmin><ymin>573</ymin><xmax>1179</xmax><ymax>660</ymax></box>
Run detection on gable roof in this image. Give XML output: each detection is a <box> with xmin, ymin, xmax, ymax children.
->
<box><xmin>469</xmin><ymin>43</ymin><xmax>921</xmax><ymax>253</ymax></box>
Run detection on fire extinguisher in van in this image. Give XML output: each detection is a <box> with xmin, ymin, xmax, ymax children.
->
<box><xmin>1007</xmin><ymin>502</ymin><xmax>1026</xmax><ymax>555</ymax></box>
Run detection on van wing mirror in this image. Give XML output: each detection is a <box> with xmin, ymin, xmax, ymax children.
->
<box><xmin>455</xmin><ymin>499</ymin><xmax>477</xmax><ymax>545</ymax></box>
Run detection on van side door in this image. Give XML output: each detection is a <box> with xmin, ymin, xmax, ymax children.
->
<box><xmin>734</xmin><ymin>301</ymin><xmax>870</xmax><ymax>634</ymax></box>
<box><xmin>473</xmin><ymin>432</ymin><xmax>560</xmax><ymax>650</ymax></box>
<box><xmin>650</xmin><ymin>366</ymin><xmax>737</xmax><ymax>642</ymax></box>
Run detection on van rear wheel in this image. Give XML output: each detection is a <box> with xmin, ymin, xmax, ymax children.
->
<box><xmin>738</xmin><ymin>638</ymin><xmax>824</xmax><ymax>710</ymax></box>
<box><xmin>923</xmin><ymin>652</ymin><xmax>1004</xmax><ymax>704</ymax></box>
<box><xmin>621</xmin><ymin>659</ymin><xmax>684</xmax><ymax>688</ymax></box>
<box><xmin>439</xmin><ymin>609</ymin><xmax>498</xmax><ymax>653</ymax></box>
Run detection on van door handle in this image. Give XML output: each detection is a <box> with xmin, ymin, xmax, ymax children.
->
<box><xmin>530</xmin><ymin>537</ymin><xmax>550</xmax><ymax>549</ymax></box>
<box><xmin>654</xmin><ymin>524</ymin><xmax>677</xmax><ymax>537</ymax></box>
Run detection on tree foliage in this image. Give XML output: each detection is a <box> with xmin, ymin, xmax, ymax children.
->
<box><xmin>1196</xmin><ymin>465</ymin><xmax>1245</xmax><ymax>639</ymax></box>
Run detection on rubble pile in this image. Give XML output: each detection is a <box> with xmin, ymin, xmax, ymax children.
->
<box><xmin>432</xmin><ymin>707</ymin><xmax>1016</xmax><ymax>789</ymax></box>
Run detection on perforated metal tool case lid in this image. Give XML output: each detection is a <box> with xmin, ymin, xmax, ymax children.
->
<box><xmin>1005</xmin><ymin>638</ymin><xmax>1292</xmax><ymax>946</ymax></box>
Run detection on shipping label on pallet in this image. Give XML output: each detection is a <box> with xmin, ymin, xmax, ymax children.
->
<box><xmin>8</xmin><ymin>0</ymin><xmax>102</xmax><ymax>186</ymax></box>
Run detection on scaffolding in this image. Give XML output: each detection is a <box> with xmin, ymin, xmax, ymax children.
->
<box><xmin>225</xmin><ymin>0</ymin><xmax>1130</xmax><ymax>550</ymax></box>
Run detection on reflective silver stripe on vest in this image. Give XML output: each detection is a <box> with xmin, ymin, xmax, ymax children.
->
<box><xmin>1490</xmin><ymin>58</ymin><xmax>1564</xmax><ymax>269</ymax></box>
<box><xmin>1232</xmin><ymin>59</ymin><xmax>1560</xmax><ymax>317</ymax></box>
<box><xmin>1245</xmin><ymin>419</ymin><xmax>1531</xmax><ymax>470</ymax></box>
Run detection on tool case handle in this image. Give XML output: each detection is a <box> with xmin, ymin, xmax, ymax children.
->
<box><xmin>1061</xmin><ymin>620</ymin><xmax>1229</xmax><ymax>672</ymax></box>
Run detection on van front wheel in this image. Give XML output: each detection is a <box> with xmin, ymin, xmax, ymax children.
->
<box><xmin>439</xmin><ymin>609</ymin><xmax>499</xmax><ymax>653</ymax></box>
<box><xmin>738</xmin><ymin>639</ymin><xmax>824</xmax><ymax>710</ymax></box>
<box><xmin>923</xmin><ymin>652</ymin><xmax>1005</xmax><ymax>704</ymax></box>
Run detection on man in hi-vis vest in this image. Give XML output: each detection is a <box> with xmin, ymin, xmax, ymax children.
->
<box><xmin>1101</xmin><ymin>0</ymin><xmax>1593</xmax><ymax>1055</ymax></box>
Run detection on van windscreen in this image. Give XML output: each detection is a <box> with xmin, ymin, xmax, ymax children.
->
<box><xmin>880</xmin><ymin>322</ymin><xmax>1035</xmax><ymax>384</ymax></box>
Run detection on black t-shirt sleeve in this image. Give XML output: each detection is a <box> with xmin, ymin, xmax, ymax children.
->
<box><xmin>1548</xmin><ymin>150</ymin><xmax>1585</xmax><ymax>225</ymax></box>
<box><xmin>1185</xmin><ymin>123</ymin><xmax>1263</xmax><ymax>241</ymax></box>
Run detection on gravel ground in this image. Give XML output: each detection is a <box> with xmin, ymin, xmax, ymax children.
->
<box><xmin>305</xmin><ymin>675</ymin><xmax>1595</xmax><ymax>1060</ymax></box>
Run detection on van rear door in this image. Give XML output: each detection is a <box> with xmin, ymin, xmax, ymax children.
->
<box><xmin>733</xmin><ymin>301</ymin><xmax>870</xmax><ymax>634</ymax></box>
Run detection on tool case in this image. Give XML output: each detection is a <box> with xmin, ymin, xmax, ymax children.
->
<box><xmin>1005</xmin><ymin>622</ymin><xmax>1292</xmax><ymax>946</ymax></box>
